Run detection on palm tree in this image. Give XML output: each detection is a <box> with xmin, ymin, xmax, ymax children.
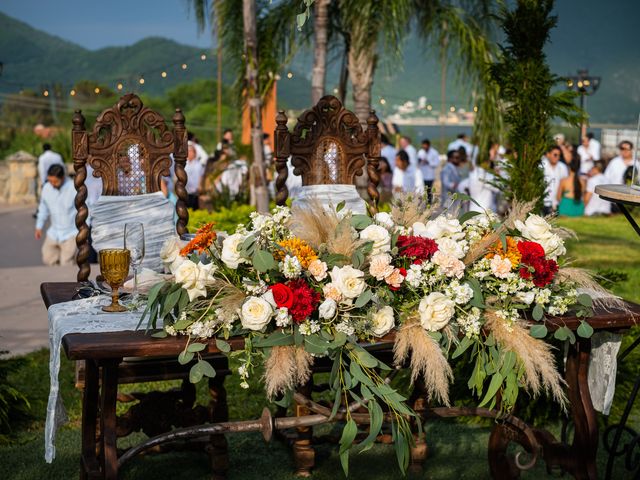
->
<box><xmin>310</xmin><ymin>0</ymin><xmax>331</xmax><ymax>103</ymax></box>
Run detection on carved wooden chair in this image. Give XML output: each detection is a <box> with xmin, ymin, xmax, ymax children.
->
<box><xmin>274</xmin><ymin>96</ymin><xmax>422</xmax><ymax>474</ymax></box>
<box><xmin>72</xmin><ymin>93</ymin><xmax>228</xmax><ymax>475</ymax></box>
<box><xmin>274</xmin><ymin>95</ymin><xmax>381</xmax><ymax>211</ymax></box>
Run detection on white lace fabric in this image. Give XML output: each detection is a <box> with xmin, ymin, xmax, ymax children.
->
<box><xmin>588</xmin><ymin>331</ymin><xmax>622</xmax><ymax>415</ymax></box>
<box><xmin>292</xmin><ymin>184</ymin><xmax>367</xmax><ymax>215</ymax></box>
<box><xmin>45</xmin><ymin>296</ymin><xmax>147</xmax><ymax>462</ymax></box>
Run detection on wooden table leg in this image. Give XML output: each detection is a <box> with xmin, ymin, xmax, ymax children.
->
<box><xmin>81</xmin><ymin>360</ymin><xmax>101</xmax><ymax>479</ymax></box>
<box><xmin>293</xmin><ymin>380</ymin><xmax>315</xmax><ymax>477</ymax></box>
<box><xmin>565</xmin><ymin>338</ymin><xmax>599</xmax><ymax>479</ymax></box>
<box><xmin>209</xmin><ymin>375</ymin><xmax>229</xmax><ymax>480</ymax></box>
<box><xmin>99</xmin><ymin>360</ymin><xmax>120</xmax><ymax>480</ymax></box>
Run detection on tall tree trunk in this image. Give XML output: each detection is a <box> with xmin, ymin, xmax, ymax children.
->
<box><xmin>347</xmin><ymin>26</ymin><xmax>376</xmax><ymax>124</ymax></box>
<box><xmin>338</xmin><ymin>39</ymin><xmax>349</xmax><ymax>104</ymax></box>
<box><xmin>243</xmin><ymin>0</ymin><xmax>269</xmax><ymax>213</ymax></box>
<box><xmin>311</xmin><ymin>0</ymin><xmax>330</xmax><ymax>103</ymax></box>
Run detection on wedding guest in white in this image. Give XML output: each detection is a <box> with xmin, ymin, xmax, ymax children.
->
<box><xmin>392</xmin><ymin>150</ymin><xmax>424</xmax><ymax>195</ymax></box>
<box><xmin>584</xmin><ymin>161</ymin><xmax>611</xmax><ymax>216</ymax></box>
<box><xmin>447</xmin><ymin>133</ymin><xmax>473</xmax><ymax>157</ymax></box>
<box><xmin>440</xmin><ymin>149</ymin><xmax>462</xmax><ymax>210</ymax></box>
<box><xmin>577</xmin><ymin>136</ymin><xmax>595</xmax><ymax>175</ymax></box>
<box><xmin>417</xmin><ymin>138</ymin><xmax>440</xmax><ymax>203</ymax></box>
<box><xmin>399</xmin><ymin>136</ymin><xmax>418</xmax><ymax>168</ymax></box>
<box><xmin>217</xmin><ymin>157</ymin><xmax>249</xmax><ymax>198</ymax></box>
<box><xmin>380</xmin><ymin>134</ymin><xmax>397</xmax><ymax>171</ymax></box>
<box><xmin>605</xmin><ymin>141</ymin><xmax>635</xmax><ymax>185</ymax></box>
<box><xmin>188</xmin><ymin>132</ymin><xmax>209</xmax><ymax>167</ymax></box>
<box><xmin>37</xmin><ymin>143</ymin><xmax>64</xmax><ymax>186</ymax></box>
<box><xmin>458</xmin><ymin>160</ymin><xmax>499</xmax><ymax>213</ymax></box>
<box><xmin>586</xmin><ymin>132</ymin><xmax>601</xmax><ymax>161</ymax></box>
<box><xmin>185</xmin><ymin>141</ymin><xmax>204</xmax><ymax>209</ymax></box>
<box><xmin>541</xmin><ymin>145</ymin><xmax>568</xmax><ymax>214</ymax></box>
<box><xmin>216</xmin><ymin>129</ymin><xmax>236</xmax><ymax>157</ymax></box>
<box><xmin>35</xmin><ymin>164</ymin><xmax>77</xmax><ymax>266</ymax></box>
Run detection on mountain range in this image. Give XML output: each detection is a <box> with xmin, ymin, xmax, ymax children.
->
<box><xmin>1</xmin><ymin>7</ymin><xmax>639</xmax><ymax>125</ymax></box>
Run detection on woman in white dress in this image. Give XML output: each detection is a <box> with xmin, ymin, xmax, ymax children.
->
<box><xmin>392</xmin><ymin>150</ymin><xmax>424</xmax><ymax>197</ymax></box>
<box><xmin>458</xmin><ymin>161</ymin><xmax>499</xmax><ymax>213</ymax></box>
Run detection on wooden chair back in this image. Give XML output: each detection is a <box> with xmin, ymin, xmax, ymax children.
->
<box><xmin>72</xmin><ymin>93</ymin><xmax>190</xmax><ymax>281</ymax></box>
<box><xmin>273</xmin><ymin>95</ymin><xmax>381</xmax><ymax>209</ymax></box>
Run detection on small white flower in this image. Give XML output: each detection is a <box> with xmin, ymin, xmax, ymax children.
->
<box><xmin>238</xmin><ymin>364</ymin><xmax>248</xmax><ymax>376</ymax></box>
<box><xmin>240</xmin><ymin>381</ymin><xmax>250</xmax><ymax>389</ymax></box>
<box><xmin>281</xmin><ymin>255</ymin><xmax>302</xmax><ymax>279</ymax></box>
<box><xmin>275</xmin><ymin>307</ymin><xmax>291</xmax><ymax>327</ymax></box>
<box><xmin>374</xmin><ymin>212</ymin><xmax>395</xmax><ymax>230</ymax></box>
<box><xmin>516</xmin><ymin>290</ymin><xmax>536</xmax><ymax>305</ymax></box>
<box><xmin>371</xmin><ymin>306</ymin><xmax>395</xmax><ymax>337</ymax></box>
<box><xmin>436</xmin><ymin>237</ymin><xmax>467</xmax><ymax>259</ymax></box>
<box><xmin>414</xmin><ymin>216</ymin><xmax>464</xmax><ymax>240</ymax></box>
<box><xmin>299</xmin><ymin>320</ymin><xmax>320</xmax><ymax>336</ymax></box>
<box><xmin>335</xmin><ymin>320</ymin><xmax>355</xmax><ymax>336</ymax></box>
<box><xmin>318</xmin><ymin>298</ymin><xmax>337</xmax><ymax>320</ymax></box>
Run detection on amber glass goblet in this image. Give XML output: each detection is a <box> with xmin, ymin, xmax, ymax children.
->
<box><xmin>99</xmin><ymin>249</ymin><xmax>131</xmax><ymax>312</ymax></box>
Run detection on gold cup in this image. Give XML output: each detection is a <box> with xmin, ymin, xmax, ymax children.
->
<box><xmin>99</xmin><ymin>248</ymin><xmax>131</xmax><ymax>312</ymax></box>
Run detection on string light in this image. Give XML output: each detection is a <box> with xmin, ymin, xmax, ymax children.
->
<box><xmin>200</xmin><ymin>54</ymin><xmax>207</xmax><ymax>61</ymax></box>
<box><xmin>43</xmin><ymin>90</ymin><xmax>49</xmax><ymax>97</ymax></box>
<box><xmin>139</xmin><ymin>77</ymin><xmax>145</xmax><ymax>85</ymax></box>
<box><xmin>426</xmin><ymin>104</ymin><xmax>433</xmax><ymax>111</ymax></box>
<box><xmin>181</xmin><ymin>63</ymin><xmax>188</xmax><ymax>70</ymax></box>
<box><xmin>449</xmin><ymin>106</ymin><xmax>456</xmax><ymax>112</ymax></box>
<box><xmin>117</xmin><ymin>82</ymin><xmax>124</xmax><ymax>90</ymax></box>
<box><xmin>380</xmin><ymin>98</ymin><xmax>386</xmax><ymax>105</ymax></box>
<box><xmin>161</xmin><ymin>71</ymin><xmax>167</xmax><ymax>78</ymax></box>
<box><xmin>473</xmin><ymin>105</ymin><xmax>478</xmax><ymax>112</ymax></box>
<box><xmin>567</xmin><ymin>79</ymin><xmax>574</xmax><ymax>87</ymax></box>
<box><xmin>94</xmin><ymin>87</ymin><xmax>100</xmax><ymax>94</ymax></box>
<box><xmin>70</xmin><ymin>89</ymin><xmax>76</xmax><ymax>96</ymax></box>
<box><xmin>333</xmin><ymin>88</ymin><xmax>339</xmax><ymax>94</ymax></box>
<box><xmin>287</xmin><ymin>72</ymin><xmax>293</xmax><ymax>79</ymax></box>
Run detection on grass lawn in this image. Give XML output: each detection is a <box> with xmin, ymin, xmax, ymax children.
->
<box><xmin>1</xmin><ymin>215</ymin><xmax>639</xmax><ymax>479</ymax></box>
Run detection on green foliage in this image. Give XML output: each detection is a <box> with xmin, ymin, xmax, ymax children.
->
<box><xmin>490</xmin><ymin>0</ymin><xmax>583</xmax><ymax>209</ymax></box>
<box><xmin>0</xmin><ymin>354</ymin><xmax>31</xmax><ymax>445</ymax></box>
<box><xmin>187</xmin><ymin>205</ymin><xmax>255</xmax><ymax>234</ymax></box>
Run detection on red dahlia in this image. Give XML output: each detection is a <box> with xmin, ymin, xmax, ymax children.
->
<box><xmin>396</xmin><ymin>236</ymin><xmax>438</xmax><ymax>261</ymax></box>
<box><xmin>286</xmin><ymin>279</ymin><xmax>320</xmax><ymax>323</ymax></box>
<box><xmin>517</xmin><ymin>240</ymin><xmax>558</xmax><ymax>287</ymax></box>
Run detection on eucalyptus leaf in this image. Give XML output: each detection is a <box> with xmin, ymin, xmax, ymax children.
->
<box><xmin>351</xmin><ymin>214</ymin><xmax>373</xmax><ymax>230</ymax></box>
<box><xmin>479</xmin><ymin>373</ymin><xmax>503</xmax><ymax>407</ymax></box>
<box><xmin>197</xmin><ymin>359</ymin><xmax>216</xmax><ymax>378</ymax></box>
<box><xmin>178</xmin><ymin>350</ymin><xmax>194</xmax><ymax>365</ymax></box>
<box><xmin>529</xmin><ymin>324</ymin><xmax>548</xmax><ymax>339</ymax></box>
<box><xmin>336</xmin><ymin>200</ymin><xmax>346</xmax><ymax>212</ymax></box>
<box><xmin>577</xmin><ymin>293</ymin><xmax>593</xmax><ymax>307</ymax></box>
<box><xmin>577</xmin><ymin>320</ymin><xmax>594</xmax><ymax>338</ymax></box>
<box><xmin>253</xmin><ymin>250</ymin><xmax>276</xmax><ymax>273</ymax></box>
<box><xmin>359</xmin><ymin>401</ymin><xmax>383</xmax><ymax>453</ymax></box>
<box><xmin>215</xmin><ymin>338</ymin><xmax>231</xmax><ymax>353</ymax></box>
<box><xmin>354</xmin><ymin>289</ymin><xmax>373</xmax><ymax>308</ymax></box>
<box><xmin>187</xmin><ymin>342</ymin><xmax>207</xmax><ymax>353</ymax></box>
<box><xmin>532</xmin><ymin>304</ymin><xmax>544</xmax><ymax>321</ymax></box>
<box><xmin>151</xmin><ymin>330</ymin><xmax>168</xmax><ymax>338</ymax></box>
<box><xmin>452</xmin><ymin>336</ymin><xmax>473</xmax><ymax>359</ymax></box>
<box><xmin>189</xmin><ymin>362</ymin><xmax>203</xmax><ymax>383</ymax></box>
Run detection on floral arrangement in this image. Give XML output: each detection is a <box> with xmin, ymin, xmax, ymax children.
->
<box><xmin>143</xmin><ymin>196</ymin><xmax>610</xmax><ymax>474</ymax></box>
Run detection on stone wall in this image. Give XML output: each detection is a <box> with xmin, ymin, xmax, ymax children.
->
<box><xmin>0</xmin><ymin>151</ymin><xmax>38</xmax><ymax>205</ymax></box>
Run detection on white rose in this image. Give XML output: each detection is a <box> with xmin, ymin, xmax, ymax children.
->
<box><xmin>174</xmin><ymin>260</ymin><xmax>208</xmax><ymax>301</ymax></box>
<box><xmin>436</xmin><ymin>237</ymin><xmax>466</xmax><ymax>259</ymax></box>
<box><xmin>329</xmin><ymin>265</ymin><xmax>366</xmax><ymax>299</ymax></box>
<box><xmin>160</xmin><ymin>236</ymin><xmax>184</xmax><ymax>273</ymax></box>
<box><xmin>515</xmin><ymin>215</ymin><xmax>566</xmax><ymax>258</ymax></box>
<box><xmin>240</xmin><ymin>296</ymin><xmax>273</xmax><ymax>331</ymax></box>
<box><xmin>374</xmin><ymin>212</ymin><xmax>395</xmax><ymax>230</ymax></box>
<box><xmin>359</xmin><ymin>224</ymin><xmax>391</xmax><ymax>255</ymax></box>
<box><xmin>418</xmin><ymin>292</ymin><xmax>455</xmax><ymax>331</ymax></box>
<box><xmin>261</xmin><ymin>289</ymin><xmax>277</xmax><ymax>309</ymax></box>
<box><xmin>414</xmin><ymin>216</ymin><xmax>463</xmax><ymax>240</ymax></box>
<box><xmin>371</xmin><ymin>306</ymin><xmax>395</xmax><ymax>337</ymax></box>
<box><xmin>318</xmin><ymin>298</ymin><xmax>337</xmax><ymax>319</ymax></box>
<box><xmin>220</xmin><ymin>233</ymin><xmax>248</xmax><ymax>269</ymax></box>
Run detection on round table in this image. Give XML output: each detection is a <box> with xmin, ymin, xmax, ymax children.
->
<box><xmin>596</xmin><ymin>184</ymin><xmax>640</xmax><ymax>236</ymax></box>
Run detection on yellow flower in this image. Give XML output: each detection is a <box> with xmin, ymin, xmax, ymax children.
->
<box><xmin>275</xmin><ymin>237</ymin><xmax>318</xmax><ymax>269</ymax></box>
<box><xmin>485</xmin><ymin>236</ymin><xmax>521</xmax><ymax>268</ymax></box>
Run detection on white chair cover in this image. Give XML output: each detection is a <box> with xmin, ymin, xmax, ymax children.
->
<box><xmin>292</xmin><ymin>184</ymin><xmax>367</xmax><ymax>215</ymax></box>
<box><xmin>91</xmin><ymin>192</ymin><xmax>175</xmax><ymax>272</ymax></box>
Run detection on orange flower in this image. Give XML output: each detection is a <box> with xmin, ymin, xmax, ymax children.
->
<box><xmin>180</xmin><ymin>223</ymin><xmax>217</xmax><ymax>256</ymax></box>
<box><xmin>485</xmin><ymin>236</ymin><xmax>521</xmax><ymax>268</ymax></box>
<box><xmin>275</xmin><ymin>237</ymin><xmax>318</xmax><ymax>269</ymax></box>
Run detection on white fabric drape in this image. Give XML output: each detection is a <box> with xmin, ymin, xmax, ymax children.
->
<box><xmin>292</xmin><ymin>184</ymin><xmax>367</xmax><ymax>215</ymax></box>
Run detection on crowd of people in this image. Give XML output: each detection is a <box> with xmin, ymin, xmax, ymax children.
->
<box><xmin>383</xmin><ymin>131</ymin><xmax>637</xmax><ymax>218</ymax></box>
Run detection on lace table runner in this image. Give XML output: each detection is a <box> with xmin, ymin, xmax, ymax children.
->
<box><xmin>45</xmin><ymin>296</ymin><xmax>147</xmax><ymax>462</ymax></box>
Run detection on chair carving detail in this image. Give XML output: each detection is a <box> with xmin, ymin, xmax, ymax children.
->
<box><xmin>72</xmin><ymin>93</ymin><xmax>189</xmax><ymax>282</ymax></box>
<box><xmin>274</xmin><ymin>95</ymin><xmax>381</xmax><ymax>209</ymax></box>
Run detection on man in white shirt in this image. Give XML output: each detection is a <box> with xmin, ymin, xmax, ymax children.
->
<box><xmin>188</xmin><ymin>132</ymin><xmax>209</xmax><ymax>167</ymax></box>
<box><xmin>605</xmin><ymin>141</ymin><xmax>635</xmax><ymax>185</ymax></box>
<box><xmin>392</xmin><ymin>150</ymin><xmax>424</xmax><ymax>195</ymax></box>
<box><xmin>417</xmin><ymin>139</ymin><xmax>440</xmax><ymax>203</ymax></box>
<box><xmin>584</xmin><ymin>161</ymin><xmax>611</xmax><ymax>216</ymax></box>
<box><xmin>184</xmin><ymin>142</ymin><xmax>204</xmax><ymax>209</ymax></box>
<box><xmin>399</xmin><ymin>136</ymin><xmax>418</xmax><ymax>169</ymax></box>
<box><xmin>380</xmin><ymin>134</ymin><xmax>397</xmax><ymax>171</ymax></box>
<box><xmin>577</xmin><ymin>136</ymin><xmax>595</xmax><ymax>175</ymax></box>
<box><xmin>458</xmin><ymin>163</ymin><xmax>499</xmax><ymax>213</ymax></box>
<box><xmin>541</xmin><ymin>145</ymin><xmax>569</xmax><ymax>214</ymax></box>
<box><xmin>35</xmin><ymin>164</ymin><xmax>77</xmax><ymax>266</ymax></box>
<box><xmin>218</xmin><ymin>158</ymin><xmax>249</xmax><ymax>197</ymax></box>
<box><xmin>37</xmin><ymin>143</ymin><xmax>64</xmax><ymax>186</ymax></box>
<box><xmin>447</xmin><ymin>134</ymin><xmax>473</xmax><ymax>157</ymax></box>
<box><xmin>587</xmin><ymin>132</ymin><xmax>601</xmax><ymax>161</ymax></box>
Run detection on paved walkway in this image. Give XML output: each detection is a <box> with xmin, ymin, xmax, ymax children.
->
<box><xmin>0</xmin><ymin>205</ymin><xmax>77</xmax><ymax>356</ymax></box>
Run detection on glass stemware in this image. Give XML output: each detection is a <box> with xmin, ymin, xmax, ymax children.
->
<box><xmin>99</xmin><ymin>249</ymin><xmax>131</xmax><ymax>312</ymax></box>
<box><xmin>124</xmin><ymin>222</ymin><xmax>145</xmax><ymax>304</ymax></box>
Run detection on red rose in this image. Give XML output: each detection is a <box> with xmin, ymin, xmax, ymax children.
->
<box><xmin>397</xmin><ymin>236</ymin><xmax>438</xmax><ymax>261</ymax></box>
<box><xmin>517</xmin><ymin>241</ymin><xmax>545</xmax><ymax>264</ymax></box>
<box><xmin>286</xmin><ymin>279</ymin><xmax>320</xmax><ymax>323</ymax></box>
<box><xmin>269</xmin><ymin>283</ymin><xmax>294</xmax><ymax>309</ymax></box>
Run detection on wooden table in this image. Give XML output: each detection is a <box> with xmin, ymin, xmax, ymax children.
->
<box><xmin>42</xmin><ymin>282</ymin><xmax>640</xmax><ymax>479</ymax></box>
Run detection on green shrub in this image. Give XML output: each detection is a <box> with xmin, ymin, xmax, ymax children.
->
<box><xmin>187</xmin><ymin>204</ymin><xmax>255</xmax><ymax>234</ymax></box>
<box><xmin>0</xmin><ymin>354</ymin><xmax>31</xmax><ymax>445</ymax></box>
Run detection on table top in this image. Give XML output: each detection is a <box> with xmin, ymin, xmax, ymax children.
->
<box><xmin>41</xmin><ymin>282</ymin><xmax>640</xmax><ymax>361</ymax></box>
<box><xmin>595</xmin><ymin>184</ymin><xmax>640</xmax><ymax>206</ymax></box>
